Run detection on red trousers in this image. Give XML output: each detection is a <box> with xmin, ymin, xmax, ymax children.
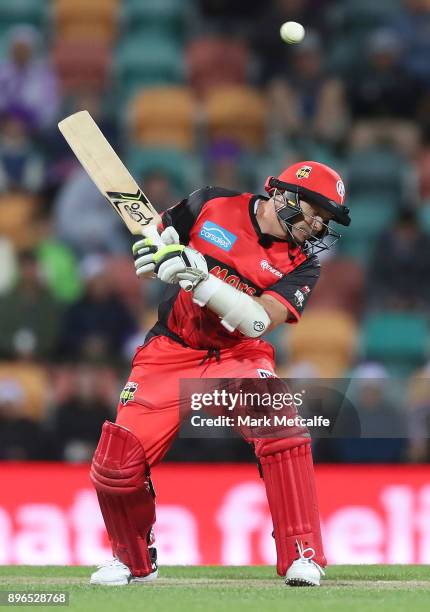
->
<box><xmin>116</xmin><ymin>335</ymin><xmax>277</xmax><ymax>465</ymax></box>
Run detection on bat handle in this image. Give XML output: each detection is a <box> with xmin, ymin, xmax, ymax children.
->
<box><xmin>141</xmin><ymin>225</ymin><xmax>194</xmax><ymax>293</ymax></box>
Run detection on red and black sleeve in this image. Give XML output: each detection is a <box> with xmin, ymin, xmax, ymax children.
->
<box><xmin>264</xmin><ymin>256</ymin><xmax>321</xmax><ymax>323</ymax></box>
<box><xmin>160</xmin><ymin>186</ymin><xmax>241</xmax><ymax>244</ymax></box>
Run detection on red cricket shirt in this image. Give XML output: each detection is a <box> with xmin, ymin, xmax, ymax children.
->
<box><xmin>146</xmin><ymin>187</ymin><xmax>320</xmax><ymax>350</ymax></box>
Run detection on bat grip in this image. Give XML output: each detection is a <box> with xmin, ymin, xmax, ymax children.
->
<box><xmin>141</xmin><ymin>225</ymin><xmax>194</xmax><ymax>292</ymax></box>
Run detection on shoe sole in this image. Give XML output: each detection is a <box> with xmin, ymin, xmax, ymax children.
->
<box><xmin>90</xmin><ymin>579</ymin><xmax>130</xmax><ymax>586</ymax></box>
<box><xmin>130</xmin><ymin>570</ymin><xmax>159</xmax><ymax>583</ymax></box>
<box><xmin>285</xmin><ymin>578</ymin><xmax>319</xmax><ymax>587</ymax></box>
<box><xmin>90</xmin><ymin>572</ymin><xmax>158</xmax><ymax>587</ymax></box>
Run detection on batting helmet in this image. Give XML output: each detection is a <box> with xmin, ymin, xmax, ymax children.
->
<box><xmin>265</xmin><ymin>161</ymin><xmax>351</xmax><ymax>227</ymax></box>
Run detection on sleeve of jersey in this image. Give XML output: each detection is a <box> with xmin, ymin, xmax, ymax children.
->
<box><xmin>263</xmin><ymin>256</ymin><xmax>321</xmax><ymax>323</ymax></box>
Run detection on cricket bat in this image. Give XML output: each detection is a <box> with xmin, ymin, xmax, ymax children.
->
<box><xmin>58</xmin><ymin>110</ymin><xmax>193</xmax><ymax>290</ymax></box>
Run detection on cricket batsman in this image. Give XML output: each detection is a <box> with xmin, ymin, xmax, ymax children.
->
<box><xmin>89</xmin><ymin>161</ymin><xmax>351</xmax><ymax>587</ymax></box>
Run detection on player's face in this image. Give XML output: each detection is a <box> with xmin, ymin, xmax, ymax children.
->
<box><xmin>290</xmin><ymin>200</ymin><xmax>333</xmax><ymax>244</ymax></box>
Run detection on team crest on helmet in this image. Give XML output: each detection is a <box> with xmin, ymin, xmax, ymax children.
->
<box><xmin>296</xmin><ymin>165</ymin><xmax>312</xmax><ymax>179</ymax></box>
<box><xmin>336</xmin><ymin>179</ymin><xmax>345</xmax><ymax>202</ymax></box>
<box><xmin>120</xmin><ymin>381</ymin><xmax>138</xmax><ymax>405</ymax></box>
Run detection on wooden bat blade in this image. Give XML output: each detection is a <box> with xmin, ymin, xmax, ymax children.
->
<box><xmin>58</xmin><ymin>110</ymin><xmax>161</xmax><ymax>235</ymax></box>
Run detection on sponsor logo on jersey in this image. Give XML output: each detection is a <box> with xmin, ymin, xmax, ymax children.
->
<box><xmin>209</xmin><ymin>264</ymin><xmax>257</xmax><ymax>295</ymax></box>
<box><xmin>296</xmin><ymin>165</ymin><xmax>312</xmax><ymax>179</ymax></box>
<box><xmin>257</xmin><ymin>369</ymin><xmax>277</xmax><ymax>378</ymax></box>
<box><xmin>294</xmin><ymin>285</ymin><xmax>311</xmax><ymax>308</ymax></box>
<box><xmin>199</xmin><ymin>221</ymin><xmax>237</xmax><ymax>252</ymax></box>
<box><xmin>120</xmin><ymin>381</ymin><xmax>138</xmax><ymax>405</ymax></box>
<box><xmin>260</xmin><ymin>259</ymin><xmax>283</xmax><ymax>278</ymax></box>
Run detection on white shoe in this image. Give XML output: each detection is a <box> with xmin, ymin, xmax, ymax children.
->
<box><xmin>90</xmin><ymin>549</ymin><xmax>158</xmax><ymax>586</ymax></box>
<box><xmin>285</xmin><ymin>541</ymin><xmax>325</xmax><ymax>587</ymax></box>
<box><xmin>90</xmin><ymin>558</ymin><xmax>132</xmax><ymax>586</ymax></box>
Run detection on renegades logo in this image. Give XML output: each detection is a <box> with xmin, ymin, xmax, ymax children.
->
<box><xmin>120</xmin><ymin>381</ymin><xmax>138</xmax><ymax>405</ymax></box>
<box><xmin>296</xmin><ymin>165</ymin><xmax>312</xmax><ymax>179</ymax></box>
<box><xmin>294</xmin><ymin>285</ymin><xmax>311</xmax><ymax>308</ymax></box>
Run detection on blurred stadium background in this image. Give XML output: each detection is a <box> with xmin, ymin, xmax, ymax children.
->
<box><xmin>0</xmin><ymin>0</ymin><xmax>430</xmax><ymax>567</ymax></box>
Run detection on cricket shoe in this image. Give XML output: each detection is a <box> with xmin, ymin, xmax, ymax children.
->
<box><xmin>90</xmin><ymin>548</ymin><xmax>158</xmax><ymax>586</ymax></box>
<box><xmin>285</xmin><ymin>542</ymin><xmax>325</xmax><ymax>587</ymax></box>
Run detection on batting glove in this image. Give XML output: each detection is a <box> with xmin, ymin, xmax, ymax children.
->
<box><xmin>154</xmin><ymin>245</ymin><xmax>209</xmax><ymax>287</ymax></box>
<box><xmin>133</xmin><ymin>226</ymin><xmax>180</xmax><ymax>277</ymax></box>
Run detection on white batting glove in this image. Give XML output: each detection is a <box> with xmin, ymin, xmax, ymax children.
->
<box><xmin>155</xmin><ymin>246</ymin><xmax>209</xmax><ymax>287</ymax></box>
<box><xmin>133</xmin><ymin>226</ymin><xmax>180</xmax><ymax>277</ymax></box>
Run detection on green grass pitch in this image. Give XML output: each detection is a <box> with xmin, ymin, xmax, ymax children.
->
<box><xmin>1</xmin><ymin>565</ymin><xmax>429</xmax><ymax>612</ymax></box>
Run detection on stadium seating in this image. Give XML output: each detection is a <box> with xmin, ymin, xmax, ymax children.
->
<box><xmin>205</xmin><ymin>85</ymin><xmax>267</xmax><ymax>150</ymax></box>
<box><xmin>121</xmin><ymin>0</ymin><xmax>190</xmax><ymax>41</ymax></box>
<box><xmin>114</xmin><ymin>35</ymin><xmax>184</xmax><ymax>97</ymax></box>
<box><xmin>0</xmin><ymin>0</ymin><xmax>47</xmax><ymax>33</ymax></box>
<box><xmin>338</xmin><ymin>0</ymin><xmax>401</xmax><ymax>35</ymax></box>
<box><xmin>287</xmin><ymin>310</ymin><xmax>358</xmax><ymax>377</ymax></box>
<box><xmin>186</xmin><ymin>36</ymin><xmax>249</xmax><ymax>98</ymax></box>
<box><xmin>0</xmin><ymin>193</ymin><xmax>37</xmax><ymax>251</ymax></box>
<box><xmin>345</xmin><ymin>148</ymin><xmax>406</xmax><ymax>202</ymax></box>
<box><xmin>337</xmin><ymin>194</ymin><xmax>396</xmax><ymax>262</ymax></box>
<box><xmin>126</xmin><ymin>147</ymin><xmax>202</xmax><ymax>194</ymax></box>
<box><xmin>52</xmin><ymin>39</ymin><xmax>111</xmax><ymax>94</ymax></box>
<box><xmin>53</xmin><ymin>0</ymin><xmax>119</xmax><ymax>44</ymax></box>
<box><xmin>361</xmin><ymin>313</ymin><xmax>428</xmax><ymax>376</ymax></box>
<box><xmin>307</xmin><ymin>257</ymin><xmax>364</xmax><ymax>319</ymax></box>
<box><xmin>0</xmin><ymin>361</ymin><xmax>49</xmax><ymax>420</ymax></box>
<box><xmin>128</xmin><ymin>86</ymin><xmax>196</xmax><ymax>150</ymax></box>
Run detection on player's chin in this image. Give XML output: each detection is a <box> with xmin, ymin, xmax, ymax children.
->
<box><xmin>291</xmin><ymin>229</ymin><xmax>309</xmax><ymax>244</ymax></box>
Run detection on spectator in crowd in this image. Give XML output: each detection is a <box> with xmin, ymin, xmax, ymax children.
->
<box><xmin>416</xmin><ymin>130</ymin><xmax>430</xmax><ymax>201</ymax></box>
<box><xmin>391</xmin><ymin>0</ymin><xmax>430</xmax><ymax>86</ymax></box>
<box><xmin>205</xmin><ymin>140</ymin><xmax>253</xmax><ymax>191</ymax></box>
<box><xmin>53</xmin><ymin>167</ymin><xmax>130</xmax><ymax>256</ymax></box>
<box><xmin>0</xmin><ymin>237</ymin><xmax>17</xmax><ymax>295</ymax></box>
<box><xmin>0</xmin><ymin>25</ymin><xmax>59</xmax><ymax>130</ymax></box>
<box><xmin>406</xmin><ymin>364</ymin><xmax>430</xmax><ymax>462</ymax></box>
<box><xmin>141</xmin><ymin>171</ymin><xmax>176</xmax><ymax>213</ymax></box>
<box><xmin>267</xmin><ymin>32</ymin><xmax>348</xmax><ymax>146</ymax></box>
<box><xmin>0</xmin><ymin>369</ymin><xmax>53</xmax><ymax>460</ymax></box>
<box><xmin>0</xmin><ymin>0</ymin><xmax>427</xmax><ymax>466</ymax></box>
<box><xmin>34</xmin><ymin>216</ymin><xmax>82</xmax><ymax>303</ymax></box>
<box><xmin>0</xmin><ymin>107</ymin><xmax>44</xmax><ymax>192</ymax></box>
<box><xmin>367</xmin><ymin>208</ymin><xmax>430</xmax><ymax>311</ymax></box>
<box><xmin>197</xmin><ymin>0</ymin><xmax>262</xmax><ymax>33</ymax></box>
<box><xmin>57</xmin><ymin>255</ymin><xmax>138</xmax><ymax>363</ymax></box>
<box><xmin>348</xmin><ymin>28</ymin><xmax>422</xmax><ymax>155</ymax></box>
<box><xmin>0</xmin><ymin>250</ymin><xmax>63</xmax><ymax>360</ymax></box>
<box><xmin>123</xmin><ymin>307</ymin><xmax>159</xmax><ymax>362</ymax></box>
<box><xmin>335</xmin><ymin>364</ymin><xmax>407</xmax><ymax>463</ymax></box>
<box><xmin>50</xmin><ymin>364</ymin><xmax>116</xmax><ymax>462</ymax></box>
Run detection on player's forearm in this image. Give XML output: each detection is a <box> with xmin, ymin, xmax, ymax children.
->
<box><xmin>193</xmin><ymin>275</ymin><xmax>271</xmax><ymax>338</ymax></box>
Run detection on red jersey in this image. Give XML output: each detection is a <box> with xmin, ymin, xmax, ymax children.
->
<box><xmin>146</xmin><ymin>187</ymin><xmax>320</xmax><ymax>350</ymax></box>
